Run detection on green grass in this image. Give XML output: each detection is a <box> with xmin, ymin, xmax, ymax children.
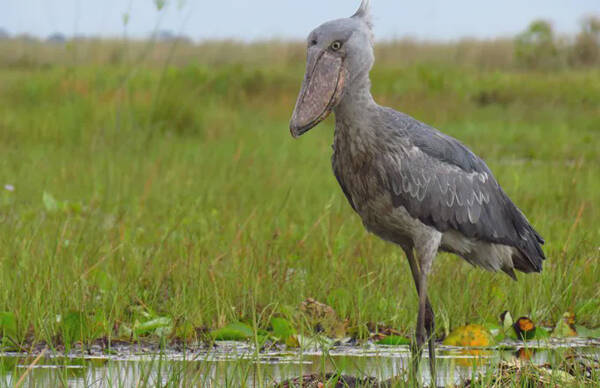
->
<box><xmin>0</xmin><ymin>40</ymin><xmax>598</xmax><ymax>352</ymax></box>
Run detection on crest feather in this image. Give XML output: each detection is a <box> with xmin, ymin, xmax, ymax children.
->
<box><xmin>352</xmin><ymin>0</ymin><xmax>373</xmax><ymax>29</ymax></box>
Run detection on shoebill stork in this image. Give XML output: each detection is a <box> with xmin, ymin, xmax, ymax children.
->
<box><xmin>289</xmin><ymin>0</ymin><xmax>546</xmax><ymax>384</ymax></box>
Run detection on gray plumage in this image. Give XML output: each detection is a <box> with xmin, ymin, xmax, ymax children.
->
<box><xmin>332</xmin><ymin>106</ymin><xmax>546</xmax><ymax>279</ymax></box>
<box><xmin>289</xmin><ymin>1</ymin><xmax>545</xmax><ymax>384</ymax></box>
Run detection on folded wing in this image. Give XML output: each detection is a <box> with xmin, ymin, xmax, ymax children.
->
<box><xmin>377</xmin><ymin>111</ymin><xmax>545</xmax><ymax>273</ymax></box>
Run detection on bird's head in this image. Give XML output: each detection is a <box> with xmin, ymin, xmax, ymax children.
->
<box><xmin>289</xmin><ymin>0</ymin><xmax>374</xmax><ymax>138</ymax></box>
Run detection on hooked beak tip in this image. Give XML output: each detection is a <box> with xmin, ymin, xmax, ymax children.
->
<box><xmin>289</xmin><ymin>123</ymin><xmax>306</xmax><ymax>138</ymax></box>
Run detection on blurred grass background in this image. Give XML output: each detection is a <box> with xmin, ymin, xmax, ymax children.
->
<box><xmin>0</xmin><ymin>18</ymin><xmax>598</xmax><ymax>346</ymax></box>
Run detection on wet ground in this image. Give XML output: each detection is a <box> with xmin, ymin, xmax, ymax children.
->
<box><xmin>1</xmin><ymin>338</ymin><xmax>598</xmax><ymax>387</ymax></box>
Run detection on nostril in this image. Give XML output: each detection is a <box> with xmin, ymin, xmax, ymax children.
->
<box><xmin>311</xmin><ymin>39</ymin><xmax>318</xmax><ymax>46</ymax></box>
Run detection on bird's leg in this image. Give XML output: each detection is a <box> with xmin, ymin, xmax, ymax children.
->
<box><xmin>416</xmin><ymin>266</ymin><xmax>433</xmax><ymax>387</ymax></box>
<box><xmin>404</xmin><ymin>248</ymin><xmax>437</xmax><ymax>384</ymax></box>
<box><xmin>409</xmin><ymin>233</ymin><xmax>441</xmax><ymax>387</ymax></box>
<box><xmin>426</xmin><ymin>307</ymin><xmax>436</xmax><ymax>387</ymax></box>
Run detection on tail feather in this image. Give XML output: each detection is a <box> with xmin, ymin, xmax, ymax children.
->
<box><xmin>513</xmin><ymin>225</ymin><xmax>546</xmax><ymax>274</ymax></box>
<box><xmin>505</xmin><ymin>199</ymin><xmax>546</xmax><ymax>274</ymax></box>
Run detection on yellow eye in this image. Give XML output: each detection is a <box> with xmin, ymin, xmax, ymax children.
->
<box><xmin>330</xmin><ymin>41</ymin><xmax>342</xmax><ymax>51</ymax></box>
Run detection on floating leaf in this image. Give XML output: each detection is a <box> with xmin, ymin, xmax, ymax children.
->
<box><xmin>134</xmin><ymin>316</ymin><xmax>173</xmax><ymax>337</ymax></box>
<box><xmin>500</xmin><ymin>311</ymin><xmax>513</xmax><ymax>332</ymax></box>
<box><xmin>376</xmin><ymin>335</ymin><xmax>411</xmax><ymax>346</ymax></box>
<box><xmin>443</xmin><ymin>324</ymin><xmax>494</xmax><ymax>347</ymax></box>
<box><xmin>271</xmin><ymin>317</ymin><xmax>298</xmax><ymax>346</ymax></box>
<box><xmin>210</xmin><ymin>322</ymin><xmax>254</xmax><ymax>341</ymax></box>
<box><xmin>513</xmin><ymin>317</ymin><xmax>536</xmax><ymax>340</ymax></box>
<box><xmin>271</xmin><ymin>317</ymin><xmax>295</xmax><ymax>339</ymax></box>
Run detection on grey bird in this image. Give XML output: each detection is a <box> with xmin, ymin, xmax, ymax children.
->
<box><xmin>289</xmin><ymin>0</ymin><xmax>546</xmax><ymax>385</ymax></box>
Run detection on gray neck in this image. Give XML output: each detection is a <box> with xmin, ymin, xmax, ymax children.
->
<box><xmin>334</xmin><ymin>73</ymin><xmax>377</xmax><ymax>123</ymax></box>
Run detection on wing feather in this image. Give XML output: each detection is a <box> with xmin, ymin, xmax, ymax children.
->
<box><xmin>379</xmin><ymin>109</ymin><xmax>545</xmax><ymax>273</ymax></box>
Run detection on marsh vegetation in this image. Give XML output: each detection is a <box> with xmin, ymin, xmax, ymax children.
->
<box><xmin>0</xmin><ymin>19</ymin><xmax>599</xmax><ymax>385</ymax></box>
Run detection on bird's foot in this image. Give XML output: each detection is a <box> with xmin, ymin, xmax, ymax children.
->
<box><xmin>410</xmin><ymin>332</ymin><xmax>426</xmax><ymax>386</ymax></box>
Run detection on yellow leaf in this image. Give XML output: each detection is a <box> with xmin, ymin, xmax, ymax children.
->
<box><xmin>443</xmin><ymin>324</ymin><xmax>494</xmax><ymax>347</ymax></box>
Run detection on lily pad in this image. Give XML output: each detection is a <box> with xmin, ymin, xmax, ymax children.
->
<box><xmin>443</xmin><ymin>324</ymin><xmax>494</xmax><ymax>347</ymax></box>
<box><xmin>513</xmin><ymin>317</ymin><xmax>536</xmax><ymax>340</ymax></box>
<box><xmin>134</xmin><ymin>317</ymin><xmax>173</xmax><ymax>337</ymax></box>
<box><xmin>500</xmin><ymin>311</ymin><xmax>513</xmax><ymax>332</ymax></box>
<box><xmin>270</xmin><ymin>317</ymin><xmax>299</xmax><ymax>347</ymax></box>
<box><xmin>210</xmin><ymin>322</ymin><xmax>254</xmax><ymax>341</ymax></box>
<box><xmin>376</xmin><ymin>335</ymin><xmax>411</xmax><ymax>346</ymax></box>
<box><xmin>271</xmin><ymin>317</ymin><xmax>295</xmax><ymax>339</ymax></box>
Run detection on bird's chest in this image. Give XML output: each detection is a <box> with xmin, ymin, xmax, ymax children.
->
<box><xmin>332</xmin><ymin>130</ymin><xmax>423</xmax><ymax>246</ymax></box>
<box><xmin>332</xmin><ymin>132</ymin><xmax>385</xmax><ymax>214</ymax></box>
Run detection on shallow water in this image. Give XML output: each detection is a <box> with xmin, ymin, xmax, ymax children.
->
<box><xmin>1</xmin><ymin>338</ymin><xmax>598</xmax><ymax>387</ymax></box>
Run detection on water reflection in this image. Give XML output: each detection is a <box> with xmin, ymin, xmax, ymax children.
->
<box><xmin>0</xmin><ymin>339</ymin><xmax>598</xmax><ymax>387</ymax></box>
